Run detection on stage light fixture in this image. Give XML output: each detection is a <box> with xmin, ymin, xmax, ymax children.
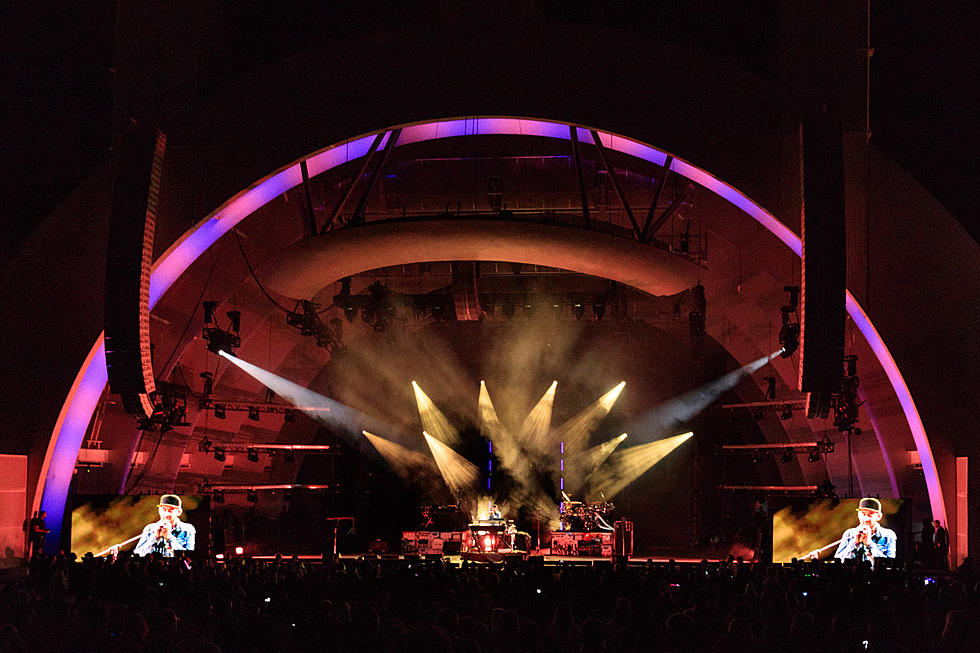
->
<box><xmin>226</xmin><ymin>310</ymin><xmax>241</xmax><ymax>333</ymax></box>
<box><xmin>523</xmin><ymin>303</ymin><xmax>535</xmax><ymax>319</ymax></box>
<box><xmin>246</xmin><ymin>448</ymin><xmax>259</xmax><ymax>463</ymax></box>
<box><xmin>214</xmin><ymin>404</ymin><xmax>226</xmax><ymax>419</ymax></box>
<box><xmin>593</xmin><ymin>301</ymin><xmax>605</xmax><ymax>320</ymax></box>
<box><xmin>808</xmin><ymin>450</ymin><xmax>821</xmax><ymax>463</ymax></box>
<box><xmin>199</xmin><ymin>371</ymin><xmax>214</xmax><ymax>401</ymax></box>
<box><xmin>780</xmin><ymin>408</ymin><xmax>793</xmax><ymax>420</ymax></box>
<box><xmin>781</xmin><ymin>452</ymin><xmax>794</xmax><ymax>463</ymax></box>
<box><xmin>779</xmin><ymin>287</ymin><xmax>801</xmax><ymax>357</ymax></box>
<box><xmin>751</xmin><ymin>408</ymin><xmax>764</xmax><ymax>421</ymax></box>
<box><xmin>203</xmin><ymin>301</ymin><xmax>218</xmax><ymax>324</ymax></box>
<box><xmin>246</xmin><ymin>491</ymin><xmax>258</xmax><ymax>503</ymax></box>
<box><xmin>248</xmin><ymin>406</ymin><xmax>260</xmax><ymax>421</ymax></box>
<box><xmin>199</xmin><ymin>436</ymin><xmax>212</xmax><ymax>453</ymax></box>
<box><xmin>213</xmin><ymin>491</ymin><xmax>224</xmax><ymax>504</ymax></box>
<box><xmin>235</xmin><ymin>546</ymin><xmax>244</xmax><ymax>555</ymax></box>
<box><xmin>213</xmin><ymin>447</ymin><xmax>226</xmax><ymax>462</ymax></box>
<box><xmin>572</xmin><ymin>303</ymin><xmax>585</xmax><ymax>320</ymax></box>
<box><xmin>283</xmin><ymin>409</ymin><xmax>295</xmax><ymax>423</ymax></box>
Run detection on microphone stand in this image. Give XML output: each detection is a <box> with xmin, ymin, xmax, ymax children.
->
<box><xmin>95</xmin><ymin>534</ymin><xmax>142</xmax><ymax>557</ymax></box>
<box><xmin>804</xmin><ymin>538</ymin><xmax>842</xmax><ymax>559</ymax></box>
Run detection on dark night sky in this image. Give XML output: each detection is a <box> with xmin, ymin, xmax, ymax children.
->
<box><xmin>1</xmin><ymin>1</ymin><xmax>977</xmax><ymax>265</ymax></box>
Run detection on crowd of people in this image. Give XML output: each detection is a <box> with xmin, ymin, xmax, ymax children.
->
<box><xmin>0</xmin><ymin>551</ymin><xmax>976</xmax><ymax>653</ymax></box>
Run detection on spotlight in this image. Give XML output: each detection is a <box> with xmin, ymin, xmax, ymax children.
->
<box><xmin>780</xmin><ymin>408</ymin><xmax>793</xmax><ymax>420</ymax></box>
<box><xmin>199</xmin><ymin>371</ymin><xmax>214</xmax><ymax>399</ymax></box>
<box><xmin>246</xmin><ymin>448</ymin><xmax>259</xmax><ymax>463</ymax></box>
<box><xmin>213</xmin><ymin>447</ymin><xmax>226</xmax><ymax>462</ymax></box>
<box><xmin>248</xmin><ymin>406</ymin><xmax>260</xmax><ymax>421</ymax></box>
<box><xmin>572</xmin><ymin>303</ymin><xmax>585</xmax><ymax>320</ymax></box>
<box><xmin>344</xmin><ymin>305</ymin><xmax>357</xmax><ymax>323</ymax></box>
<box><xmin>283</xmin><ymin>409</ymin><xmax>295</xmax><ymax>423</ymax></box>
<box><xmin>764</xmin><ymin>377</ymin><xmax>776</xmax><ymax>401</ymax></box>
<box><xmin>784</xmin><ymin>285</ymin><xmax>800</xmax><ymax>310</ymax></box>
<box><xmin>593</xmin><ymin>300</ymin><xmax>606</xmax><ymax>321</ymax></box>
<box><xmin>199</xmin><ymin>436</ymin><xmax>212</xmax><ymax>453</ymax></box>
<box><xmin>523</xmin><ymin>303</ymin><xmax>535</xmax><ymax>319</ymax></box>
<box><xmin>817</xmin><ymin>480</ymin><xmax>836</xmax><ymax>498</ymax></box>
<box><xmin>203</xmin><ymin>301</ymin><xmax>218</xmax><ymax>324</ymax></box>
<box><xmin>214</xmin><ymin>404</ymin><xmax>226</xmax><ymax>419</ymax></box>
<box><xmin>779</xmin><ymin>322</ymin><xmax>800</xmax><ymax>357</ymax></box>
<box><xmin>808</xmin><ymin>450</ymin><xmax>821</xmax><ymax>463</ymax></box>
<box><xmin>246</xmin><ymin>491</ymin><xmax>258</xmax><ymax>503</ymax></box>
<box><xmin>204</xmin><ymin>327</ymin><xmax>239</xmax><ymax>355</ymax></box>
<box><xmin>235</xmin><ymin>546</ymin><xmax>244</xmax><ymax>555</ymax></box>
<box><xmin>779</xmin><ymin>287</ymin><xmax>800</xmax><ymax>357</ymax></box>
<box><xmin>226</xmin><ymin>310</ymin><xmax>241</xmax><ymax>333</ymax></box>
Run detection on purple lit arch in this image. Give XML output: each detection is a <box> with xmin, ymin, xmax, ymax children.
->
<box><xmin>35</xmin><ymin>117</ymin><xmax>946</xmax><ymax>547</ymax></box>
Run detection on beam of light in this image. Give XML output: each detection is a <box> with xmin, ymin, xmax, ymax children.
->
<box><xmin>478</xmin><ymin>380</ymin><xmax>529</xmax><ymax>483</ymax></box>
<box><xmin>43</xmin><ymin>117</ymin><xmax>940</xmax><ymax>554</ymax></box>
<box><xmin>219</xmin><ymin>351</ymin><xmax>393</xmax><ymax>448</ymax></box>
<box><xmin>478</xmin><ymin>380</ymin><xmax>506</xmax><ymax>440</ymax></box>
<box><xmin>627</xmin><ymin>351</ymin><xmax>781</xmax><ymax>441</ymax></box>
<box><xmin>566</xmin><ymin>433</ymin><xmax>629</xmax><ymax>495</ymax></box>
<box><xmin>584</xmin><ymin>431</ymin><xmax>693</xmax><ymax>500</ymax></box>
<box><xmin>553</xmin><ymin>381</ymin><xmax>626</xmax><ymax>454</ymax></box>
<box><xmin>413</xmin><ymin>381</ymin><xmax>459</xmax><ymax>445</ymax></box>
<box><xmin>363</xmin><ymin>431</ymin><xmax>448</xmax><ymax>500</ymax></box>
<box><xmin>517</xmin><ymin>381</ymin><xmax>557</xmax><ymax>454</ymax></box>
<box><xmin>423</xmin><ymin>432</ymin><xmax>480</xmax><ymax>496</ymax></box>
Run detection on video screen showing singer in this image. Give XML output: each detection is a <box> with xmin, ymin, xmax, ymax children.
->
<box><xmin>833</xmin><ymin>497</ymin><xmax>896</xmax><ymax>562</ymax></box>
<box><xmin>133</xmin><ymin>494</ymin><xmax>196</xmax><ymax>557</ymax></box>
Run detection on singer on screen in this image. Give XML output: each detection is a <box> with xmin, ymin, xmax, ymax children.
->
<box><xmin>834</xmin><ymin>497</ymin><xmax>896</xmax><ymax>562</ymax></box>
<box><xmin>133</xmin><ymin>494</ymin><xmax>196</xmax><ymax>557</ymax></box>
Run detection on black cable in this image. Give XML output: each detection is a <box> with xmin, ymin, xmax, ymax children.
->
<box><xmin>233</xmin><ymin>228</ymin><xmax>292</xmax><ymax>313</ymax></box>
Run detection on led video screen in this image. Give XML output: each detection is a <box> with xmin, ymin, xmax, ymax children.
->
<box><xmin>72</xmin><ymin>494</ymin><xmax>208</xmax><ymax>557</ymax></box>
<box><xmin>772</xmin><ymin>497</ymin><xmax>904</xmax><ymax>563</ymax></box>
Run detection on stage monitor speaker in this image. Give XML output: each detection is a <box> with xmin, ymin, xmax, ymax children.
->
<box><xmin>442</xmin><ymin>541</ymin><xmax>462</xmax><ymax>555</ymax></box>
<box><xmin>104</xmin><ymin>126</ymin><xmax>166</xmax><ymax>418</ymax></box>
<box><xmin>799</xmin><ymin>115</ymin><xmax>845</xmax><ymax>396</ymax></box>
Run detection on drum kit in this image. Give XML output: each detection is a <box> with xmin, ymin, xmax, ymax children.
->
<box><xmin>559</xmin><ymin>494</ymin><xmax>615</xmax><ymax>532</ymax></box>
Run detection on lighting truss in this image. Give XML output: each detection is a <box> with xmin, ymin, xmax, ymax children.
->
<box><xmin>199</xmin><ymin>398</ymin><xmax>326</xmax><ymax>416</ymax></box>
<box><xmin>721</xmin><ymin>399</ymin><xmax>806</xmax><ymax>413</ymax></box>
<box><xmin>197</xmin><ymin>443</ymin><xmax>332</xmax><ymax>455</ymax></box>
<box><xmin>200</xmin><ymin>483</ymin><xmax>333</xmax><ymax>493</ymax></box>
<box><xmin>718</xmin><ymin>482</ymin><xmax>836</xmax><ymax>497</ymax></box>
<box><xmin>717</xmin><ymin>437</ymin><xmax>834</xmax><ymax>457</ymax></box>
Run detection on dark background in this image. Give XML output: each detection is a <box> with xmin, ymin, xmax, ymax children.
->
<box><xmin>1</xmin><ymin>1</ymin><xmax>977</xmax><ymax>269</ymax></box>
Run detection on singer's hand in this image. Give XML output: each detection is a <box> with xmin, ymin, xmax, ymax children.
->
<box><xmin>857</xmin><ymin>525</ymin><xmax>872</xmax><ymax>545</ymax></box>
<box><xmin>155</xmin><ymin>524</ymin><xmax>171</xmax><ymax>539</ymax></box>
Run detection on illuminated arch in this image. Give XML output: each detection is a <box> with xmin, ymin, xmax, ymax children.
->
<box><xmin>35</xmin><ymin>117</ymin><xmax>946</xmax><ymax>547</ymax></box>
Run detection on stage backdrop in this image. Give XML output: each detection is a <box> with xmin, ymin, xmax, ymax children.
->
<box><xmin>0</xmin><ymin>454</ymin><xmax>27</xmax><ymax>560</ymax></box>
<box><xmin>71</xmin><ymin>494</ymin><xmax>209</xmax><ymax>556</ymax></box>
<box><xmin>772</xmin><ymin>497</ymin><xmax>905</xmax><ymax>563</ymax></box>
